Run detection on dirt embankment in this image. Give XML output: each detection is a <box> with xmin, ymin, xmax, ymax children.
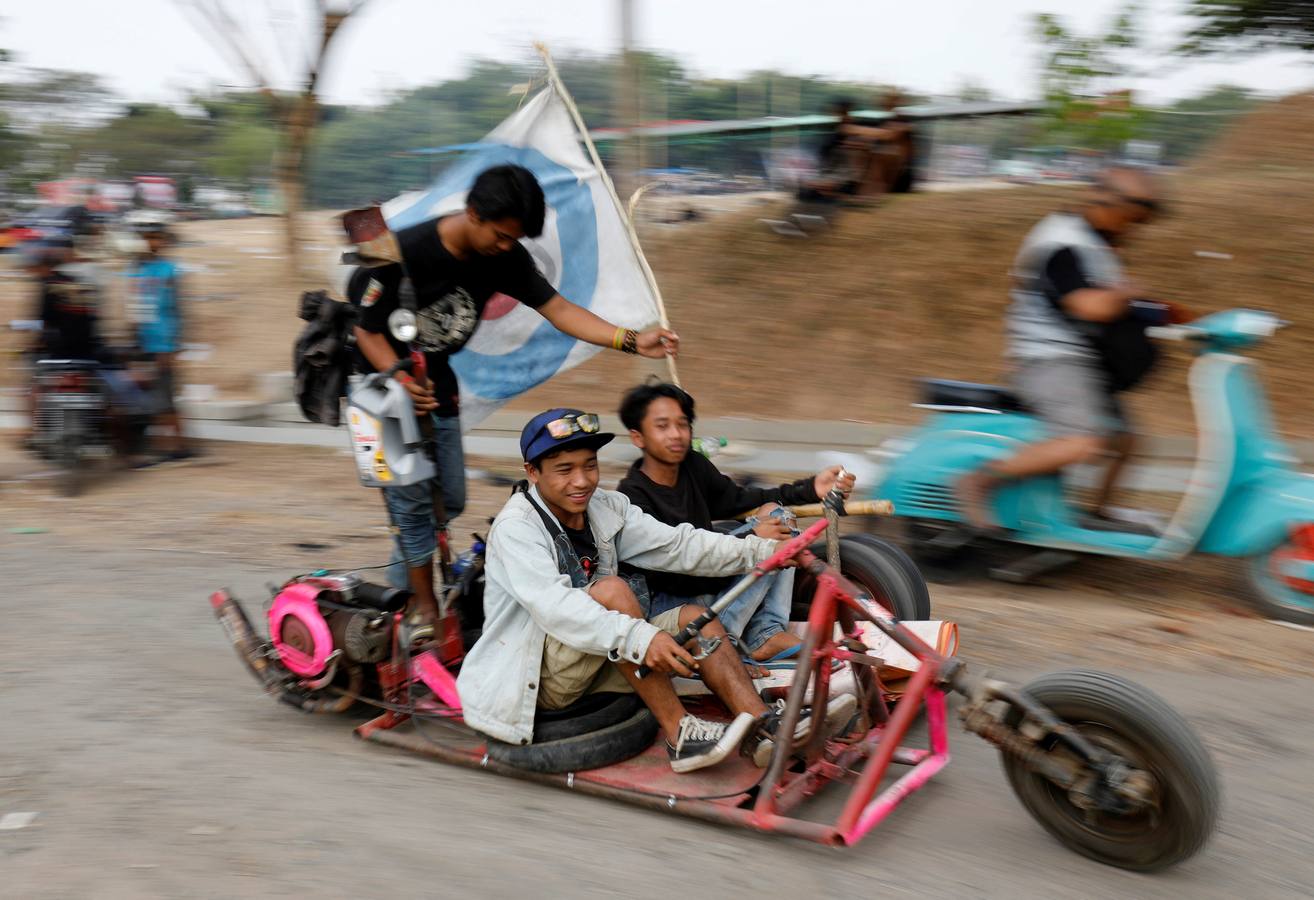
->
<box><xmin>4</xmin><ymin>94</ymin><xmax>1312</xmax><ymax>437</ymax></box>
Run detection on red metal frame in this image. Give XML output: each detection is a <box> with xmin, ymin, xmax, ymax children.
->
<box><xmin>354</xmin><ymin>518</ymin><xmax>955</xmax><ymax>846</ymax></box>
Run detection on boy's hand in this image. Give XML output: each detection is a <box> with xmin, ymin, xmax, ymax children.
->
<box><xmin>398</xmin><ymin>374</ymin><xmax>438</xmax><ymax>414</ymax></box>
<box><xmin>773</xmin><ymin>540</ymin><xmax>801</xmax><ymax>567</ymax></box>
<box><xmin>635</xmin><ymin>327</ymin><xmax>679</xmax><ymax>359</ymax></box>
<box><xmin>643</xmin><ymin>632</ymin><xmax>697</xmax><ymax>676</ymax></box>
<box><xmin>752</xmin><ymin>503</ymin><xmax>792</xmax><ymax>540</ymax></box>
<box><xmin>813</xmin><ymin>464</ymin><xmax>856</xmax><ymax>500</ymax></box>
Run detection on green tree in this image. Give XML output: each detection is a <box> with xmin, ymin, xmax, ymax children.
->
<box><xmin>1183</xmin><ymin>0</ymin><xmax>1314</xmax><ymax>53</ymax></box>
<box><xmin>1032</xmin><ymin>4</ymin><xmax>1148</xmax><ymax>153</ymax></box>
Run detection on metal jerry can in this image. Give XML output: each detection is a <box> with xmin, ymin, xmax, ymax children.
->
<box><xmin>344</xmin><ymin>373</ymin><xmax>435</xmax><ymax>488</ymax></box>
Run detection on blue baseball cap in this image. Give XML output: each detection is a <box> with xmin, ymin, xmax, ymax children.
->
<box><xmin>520</xmin><ymin>407</ymin><xmax>614</xmax><ymax>464</ymax></box>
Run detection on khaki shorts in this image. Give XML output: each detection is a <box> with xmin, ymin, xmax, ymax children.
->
<box><xmin>537</xmin><ymin>607</ymin><xmax>684</xmax><ymax>711</ymax></box>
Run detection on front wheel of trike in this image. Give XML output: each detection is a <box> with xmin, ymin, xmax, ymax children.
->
<box><xmin>1001</xmin><ymin>670</ymin><xmax>1219</xmax><ymax>872</ymax></box>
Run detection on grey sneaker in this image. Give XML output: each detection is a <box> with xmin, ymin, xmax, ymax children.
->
<box><xmin>749</xmin><ymin>694</ymin><xmax>860</xmax><ymax>768</ymax></box>
<box><xmin>666</xmin><ymin>712</ymin><xmax>756</xmax><ymax>773</ymax></box>
<box><xmin>750</xmin><ymin>699</ymin><xmax>814</xmax><ymax>768</ymax></box>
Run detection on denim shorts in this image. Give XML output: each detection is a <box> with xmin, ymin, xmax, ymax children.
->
<box><xmin>650</xmin><ymin>567</ymin><xmax>795</xmax><ymax>653</ymax></box>
<box><xmin>383</xmin><ymin>414</ymin><xmax>467</xmax><ymax>587</ymax></box>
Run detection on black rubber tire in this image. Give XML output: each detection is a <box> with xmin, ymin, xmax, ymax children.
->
<box><xmin>842</xmin><ymin>533</ymin><xmax>932</xmax><ymax>620</ymax></box>
<box><xmin>56</xmin><ymin>411</ymin><xmax>82</xmax><ymax>498</ymax></box>
<box><xmin>791</xmin><ymin>537</ymin><xmax>922</xmax><ymax>622</ymax></box>
<box><xmin>486</xmin><ymin>705</ymin><xmax>659</xmax><ymax>774</ymax></box>
<box><xmin>532</xmin><ymin>693</ymin><xmax>645</xmax><ymax>743</ymax></box>
<box><xmin>1243</xmin><ymin>547</ymin><xmax>1314</xmax><ymax>627</ymax></box>
<box><xmin>1001</xmin><ymin>670</ymin><xmax>1220</xmax><ymax>872</ymax></box>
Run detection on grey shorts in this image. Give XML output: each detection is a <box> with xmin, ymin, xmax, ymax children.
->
<box><xmin>1013</xmin><ymin>357</ymin><xmax>1128</xmax><ymax>438</ymax></box>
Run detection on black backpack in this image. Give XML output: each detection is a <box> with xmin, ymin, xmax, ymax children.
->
<box><xmin>1078</xmin><ymin>315</ymin><xmax>1159</xmax><ymax>393</ymax></box>
<box><xmin>292</xmin><ymin>290</ymin><xmax>357</xmax><ymax>426</ymax></box>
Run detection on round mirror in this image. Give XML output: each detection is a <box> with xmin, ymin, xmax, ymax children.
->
<box><xmin>388</xmin><ymin>308</ymin><xmax>418</xmax><ymax>343</ymax></box>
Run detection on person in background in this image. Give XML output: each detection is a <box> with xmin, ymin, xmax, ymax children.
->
<box><xmin>858</xmin><ymin>89</ymin><xmax>916</xmax><ymax>197</ymax></box>
<box><xmin>126</xmin><ymin>215</ymin><xmax>191</xmax><ymax>464</ymax></box>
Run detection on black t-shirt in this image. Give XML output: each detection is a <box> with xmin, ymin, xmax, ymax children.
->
<box><xmin>617</xmin><ymin>452</ymin><xmax>818</xmax><ymax>598</ymax></box>
<box><xmin>562</xmin><ymin>517</ymin><xmax>598</xmax><ymax>582</ymax></box>
<box><xmin>351</xmin><ymin>216</ymin><xmax>557</xmax><ymax>417</ymax></box>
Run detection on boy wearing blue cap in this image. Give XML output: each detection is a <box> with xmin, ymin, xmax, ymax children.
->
<box><xmin>457</xmin><ymin>408</ymin><xmax>820</xmax><ymax>773</ymax></box>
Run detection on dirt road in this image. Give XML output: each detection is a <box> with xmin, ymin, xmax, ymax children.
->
<box><xmin>2</xmin><ymin>443</ymin><xmax>1312</xmax><ymax>898</ymax></box>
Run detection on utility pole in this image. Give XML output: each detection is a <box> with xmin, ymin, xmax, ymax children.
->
<box><xmin>615</xmin><ymin>0</ymin><xmax>642</xmax><ymax>197</ymax></box>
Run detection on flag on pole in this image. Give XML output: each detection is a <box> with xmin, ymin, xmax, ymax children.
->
<box><xmin>380</xmin><ymin>87</ymin><xmax>662</xmax><ymax>429</ymax></box>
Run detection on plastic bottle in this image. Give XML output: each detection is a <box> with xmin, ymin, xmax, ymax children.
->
<box><xmin>345</xmin><ymin>374</ymin><xmax>436</xmax><ymax>488</ymax></box>
<box><xmin>450</xmin><ymin>549</ymin><xmax>474</xmax><ymax>581</ymax></box>
<box><xmin>692</xmin><ymin>436</ymin><xmax>729</xmax><ymax>458</ymax></box>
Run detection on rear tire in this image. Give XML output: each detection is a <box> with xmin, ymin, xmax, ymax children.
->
<box><xmin>842</xmin><ymin>534</ymin><xmax>932</xmax><ymax>619</ymax></box>
<box><xmin>1244</xmin><ymin>545</ymin><xmax>1314</xmax><ymax>627</ymax></box>
<box><xmin>791</xmin><ymin>536</ymin><xmax>925</xmax><ymax>622</ymax></box>
<box><xmin>532</xmin><ymin>693</ymin><xmax>644</xmax><ymax>743</ymax></box>
<box><xmin>1001</xmin><ymin>670</ymin><xmax>1219</xmax><ymax>872</ymax></box>
<box><xmin>56</xmin><ymin>412</ymin><xmax>82</xmax><ymax>498</ymax></box>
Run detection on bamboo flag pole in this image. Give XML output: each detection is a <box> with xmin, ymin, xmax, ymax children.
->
<box><xmin>535</xmin><ymin>42</ymin><xmax>681</xmax><ymax>387</ymax></box>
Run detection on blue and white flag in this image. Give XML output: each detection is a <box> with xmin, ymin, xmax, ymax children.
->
<box><xmin>381</xmin><ymin>88</ymin><xmax>662</xmax><ymax>428</ymax></box>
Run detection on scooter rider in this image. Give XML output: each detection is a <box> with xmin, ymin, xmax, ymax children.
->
<box><xmin>348</xmin><ymin>165</ymin><xmax>678</xmax><ymax>634</ymax></box>
<box><xmin>957</xmin><ymin>167</ymin><xmax>1188</xmax><ymax>528</ymax></box>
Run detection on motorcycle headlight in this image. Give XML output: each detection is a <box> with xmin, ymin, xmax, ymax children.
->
<box><xmin>388</xmin><ymin>308</ymin><xmax>418</xmax><ymax>343</ymax></box>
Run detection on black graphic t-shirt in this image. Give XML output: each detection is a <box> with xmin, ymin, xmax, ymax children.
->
<box><xmin>351</xmin><ymin>215</ymin><xmax>557</xmax><ymax>417</ymax></box>
<box><xmin>562</xmin><ymin>517</ymin><xmax>598</xmax><ymax>582</ymax></box>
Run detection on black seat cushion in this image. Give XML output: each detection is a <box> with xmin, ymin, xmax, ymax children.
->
<box><xmin>920</xmin><ymin>379</ymin><xmax>1028</xmax><ymax>413</ymax></box>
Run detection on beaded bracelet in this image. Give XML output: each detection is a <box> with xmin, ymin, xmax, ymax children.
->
<box><xmin>620</xmin><ymin>329</ymin><xmax>638</xmax><ymax>354</ymax></box>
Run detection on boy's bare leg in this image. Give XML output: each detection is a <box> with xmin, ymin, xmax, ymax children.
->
<box><xmin>1091</xmin><ymin>432</ymin><xmax>1134</xmax><ymax>516</ymax></box>
<box><xmin>748</xmin><ymin>631</ymin><xmax>803</xmax><ymax>662</ymax></box>
<box><xmin>405</xmin><ymin>561</ymin><xmax>441</xmax><ymax>625</ymax></box>
<box><xmin>586</xmin><ymin>577</ymin><xmax>687</xmax><ymax>736</ymax></box>
<box><xmin>673</xmin><ymin>604</ymin><xmax>768</xmax><ymax>719</ymax></box>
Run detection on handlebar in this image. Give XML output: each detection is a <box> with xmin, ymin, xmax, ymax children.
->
<box><xmin>736</xmin><ymin>498</ymin><xmax>894</xmax><ymax>520</ymax></box>
<box><xmin>409</xmin><ymin>349</ymin><xmax>428</xmax><ymax>384</ymax></box>
<box><xmin>1147</xmin><ymin>311</ymin><xmax>1287</xmax><ymax>345</ymax></box>
<box><xmin>1144</xmin><ymin>325</ymin><xmax>1204</xmax><ymax>342</ymax></box>
<box><xmin>786</xmin><ymin>499</ymin><xmax>893</xmax><ymax>519</ymax></box>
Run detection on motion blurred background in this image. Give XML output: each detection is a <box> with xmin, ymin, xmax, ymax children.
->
<box><xmin>2</xmin><ymin>0</ymin><xmax>1312</xmax><ymax>435</ymax></box>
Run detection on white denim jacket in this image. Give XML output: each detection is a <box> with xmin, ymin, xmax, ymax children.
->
<box><xmin>457</xmin><ymin>484</ymin><xmax>776</xmax><ymax>745</ymax></box>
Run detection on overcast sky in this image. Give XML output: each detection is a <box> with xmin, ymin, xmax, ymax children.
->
<box><xmin>6</xmin><ymin>0</ymin><xmax>1312</xmax><ymax>108</ymax></box>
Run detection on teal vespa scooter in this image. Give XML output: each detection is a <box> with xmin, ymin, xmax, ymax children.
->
<box><xmin>870</xmin><ymin>309</ymin><xmax>1314</xmax><ymax>626</ymax></box>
